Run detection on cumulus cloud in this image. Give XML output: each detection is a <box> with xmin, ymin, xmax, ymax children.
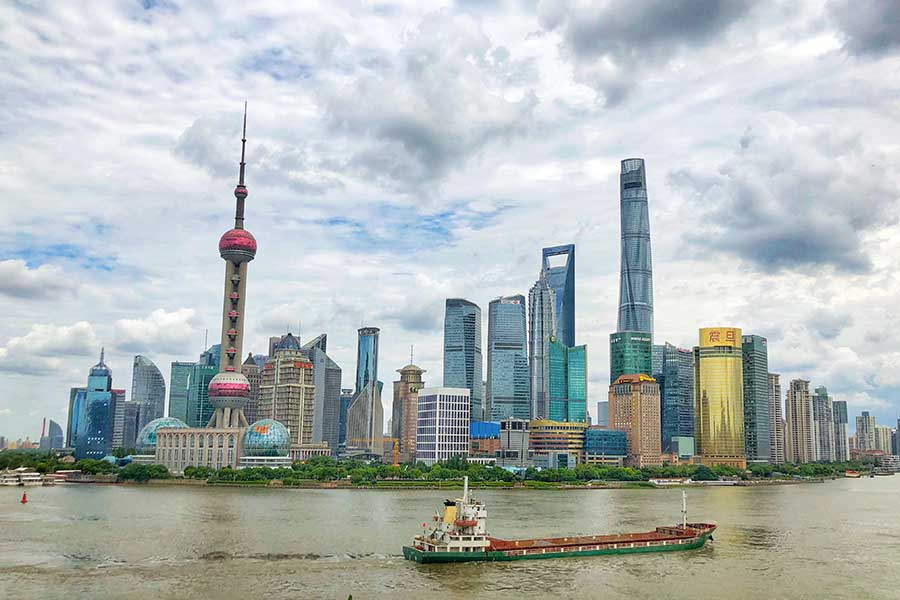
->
<box><xmin>538</xmin><ymin>0</ymin><xmax>752</xmax><ymax>105</ymax></box>
<box><xmin>0</xmin><ymin>260</ymin><xmax>73</xmax><ymax>300</ymax></box>
<box><xmin>671</xmin><ymin>114</ymin><xmax>899</xmax><ymax>272</ymax></box>
<box><xmin>829</xmin><ymin>0</ymin><xmax>900</xmax><ymax>57</ymax></box>
<box><xmin>0</xmin><ymin>321</ymin><xmax>98</xmax><ymax>375</ymax></box>
<box><xmin>114</xmin><ymin>308</ymin><xmax>200</xmax><ymax>354</ymax></box>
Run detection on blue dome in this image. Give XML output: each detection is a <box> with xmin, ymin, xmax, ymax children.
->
<box><xmin>242</xmin><ymin>419</ymin><xmax>290</xmax><ymax>457</ymax></box>
<box><xmin>137</xmin><ymin>417</ymin><xmax>189</xmax><ymax>451</ymax></box>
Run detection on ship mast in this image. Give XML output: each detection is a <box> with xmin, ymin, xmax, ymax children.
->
<box><xmin>463</xmin><ymin>476</ymin><xmax>469</xmax><ymax>503</ymax></box>
<box><xmin>681</xmin><ymin>490</ymin><xmax>687</xmax><ymax>528</ymax></box>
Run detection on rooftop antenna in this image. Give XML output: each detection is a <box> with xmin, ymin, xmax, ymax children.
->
<box><xmin>410</xmin><ymin>344</ymin><xmax>414</xmax><ymax>365</ymax></box>
<box><xmin>204</xmin><ymin>328</ymin><xmax>208</xmax><ymax>351</ymax></box>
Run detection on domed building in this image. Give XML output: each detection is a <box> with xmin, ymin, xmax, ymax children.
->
<box><xmin>136</xmin><ymin>417</ymin><xmax>189</xmax><ymax>452</ymax></box>
<box><xmin>239</xmin><ymin>419</ymin><xmax>292</xmax><ymax>468</ymax></box>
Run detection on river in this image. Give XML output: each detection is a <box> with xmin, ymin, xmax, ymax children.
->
<box><xmin>1</xmin><ymin>477</ymin><xmax>899</xmax><ymax>599</ymax></box>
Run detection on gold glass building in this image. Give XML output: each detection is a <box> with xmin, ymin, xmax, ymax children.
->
<box><xmin>693</xmin><ymin>327</ymin><xmax>746</xmax><ymax>469</ymax></box>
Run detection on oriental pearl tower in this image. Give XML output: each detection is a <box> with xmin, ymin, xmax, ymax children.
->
<box><xmin>207</xmin><ymin>103</ymin><xmax>256</xmax><ymax>429</ymax></box>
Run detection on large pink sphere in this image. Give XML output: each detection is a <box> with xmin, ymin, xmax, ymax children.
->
<box><xmin>219</xmin><ymin>228</ymin><xmax>257</xmax><ymax>262</ymax></box>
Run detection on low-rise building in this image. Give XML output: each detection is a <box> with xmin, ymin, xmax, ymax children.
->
<box><xmin>582</xmin><ymin>427</ymin><xmax>627</xmax><ymax>466</ymax></box>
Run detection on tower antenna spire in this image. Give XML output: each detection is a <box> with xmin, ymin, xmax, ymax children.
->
<box><xmin>239</xmin><ymin>101</ymin><xmax>247</xmax><ymax>186</ymax></box>
<box><xmin>410</xmin><ymin>344</ymin><xmax>414</xmax><ymax>365</ymax></box>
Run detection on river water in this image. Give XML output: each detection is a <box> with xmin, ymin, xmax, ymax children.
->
<box><xmin>1</xmin><ymin>477</ymin><xmax>899</xmax><ymax>599</ymax></box>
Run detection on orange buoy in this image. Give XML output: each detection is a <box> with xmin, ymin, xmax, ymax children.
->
<box><xmin>20</xmin><ymin>491</ymin><xmax>27</xmax><ymax>504</ymax></box>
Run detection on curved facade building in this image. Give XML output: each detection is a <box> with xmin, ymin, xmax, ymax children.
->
<box><xmin>617</xmin><ymin>158</ymin><xmax>654</xmax><ymax>335</ymax></box>
<box><xmin>242</xmin><ymin>419</ymin><xmax>290</xmax><ymax>456</ymax></box>
<box><xmin>136</xmin><ymin>416</ymin><xmax>189</xmax><ymax>451</ymax></box>
<box><xmin>132</xmin><ymin>355</ymin><xmax>166</xmax><ymax>434</ymax></box>
<box><xmin>443</xmin><ymin>299</ymin><xmax>484</xmax><ymax>421</ymax></box>
<box><xmin>693</xmin><ymin>327</ymin><xmax>746</xmax><ymax>469</ymax></box>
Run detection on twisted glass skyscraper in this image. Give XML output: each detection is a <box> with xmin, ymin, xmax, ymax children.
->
<box><xmin>617</xmin><ymin>158</ymin><xmax>653</xmax><ymax>335</ymax></box>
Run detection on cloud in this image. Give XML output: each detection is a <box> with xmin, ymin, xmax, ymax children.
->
<box><xmin>671</xmin><ymin>113</ymin><xmax>899</xmax><ymax>272</ymax></box>
<box><xmin>806</xmin><ymin>311</ymin><xmax>852</xmax><ymax>340</ymax></box>
<box><xmin>829</xmin><ymin>0</ymin><xmax>900</xmax><ymax>57</ymax></box>
<box><xmin>0</xmin><ymin>408</ymin><xmax>13</xmax><ymax>416</ymax></box>
<box><xmin>114</xmin><ymin>308</ymin><xmax>200</xmax><ymax>354</ymax></box>
<box><xmin>538</xmin><ymin>0</ymin><xmax>752</xmax><ymax>105</ymax></box>
<box><xmin>0</xmin><ymin>259</ymin><xmax>73</xmax><ymax>300</ymax></box>
<box><xmin>0</xmin><ymin>321</ymin><xmax>98</xmax><ymax>375</ymax></box>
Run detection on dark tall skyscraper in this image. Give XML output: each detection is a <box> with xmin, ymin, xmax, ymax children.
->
<box><xmin>131</xmin><ymin>355</ymin><xmax>166</xmax><ymax>435</ymax></box>
<box><xmin>542</xmin><ymin>245</ymin><xmax>575</xmax><ymax>347</ymax></box>
<box><xmin>347</xmin><ymin>327</ymin><xmax>383</xmax><ymax>454</ymax></box>
<box><xmin>487</xmin><ymin>295</ymin><xmax>530</xmax><ymax>420</ymax></box>
<box><xmin>443</xmin><ymin>299</ymin><xmax>484</xmax><ymax>420</ymax></box>
<box><xmin>167</xmin><ymin>361</ymin><xmax>194</xmax><ymax>422</ymax></box>
<box><xmin>75</xmin><ymin>349</ymin><xmax>117</xmax><ymax>459</ymax></box>
<box><xmin>742</xmin><ymin>335</ymin><xmax>772</xmax><ymax>463</ymax></box>
<box><xmin>302</xmin><ymin>334</ymin><xmax>343</xmax><ymax>453</ymax></box>
<box><xmin>67</xmin><ymin>387</ymin><xmax>86</xmax><ymax>448</ymax></box>
<box><xmin>658</xmin><ymin>343</ymin><xmax>694</xmax><ymax>453</ymax></box>
<box><xmin>617</xmin><ymin>158</ymin><xmax>653</xmax><ymax>335</ymax></box>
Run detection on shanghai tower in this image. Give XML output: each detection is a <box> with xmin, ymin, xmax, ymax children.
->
<box><xmin>616</xmin><ymin>158</ymin><xmax>653</xmax><ymax>335</ymax></box>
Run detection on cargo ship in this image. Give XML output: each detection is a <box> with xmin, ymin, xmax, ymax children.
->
<box><xmin>403</xmin><ymin>477</ymin><xmax>716</xmax><ymax>564</ymax></box>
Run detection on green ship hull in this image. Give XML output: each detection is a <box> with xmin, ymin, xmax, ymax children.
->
<box><xmin>403</xmin><ymin>532</ymin><xmax>712</xmax><ymax>564</ymax></box>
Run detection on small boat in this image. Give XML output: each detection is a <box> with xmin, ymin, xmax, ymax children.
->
<box><xmin>403</xmin><ymin>477</ymin><xmax>716</xmax><ymax>564</ymax></box>
<box><xmin>844</xmin><ymin>470</ymin><xmax>861</xmax><ymax>478</ymax></box>
<box><xmin>871</xmin><ymin>467</ymin><xmax>895</xmax><ymax>477</ymax></box>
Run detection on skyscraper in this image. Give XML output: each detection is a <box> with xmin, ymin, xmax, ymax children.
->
<box><xmin>443</xmin><ymin>299</ymin><xmax>484</xmax><ymax>420</ymax></box>
<box><xmin>693</xmin><ymin>327</ymin><xmax>746</xmax><ymax>469</ymax></box>
<box><xmin>40</xmin><ymin>419</ymin><xmax>64</xmax><ymax>450</ymax></box>
<box><xmin>609</xmin><ymin>331</ymin><xmax>652</xmax><ymax>383</ymax></box>
<box><xmin>832</xmin><ymin>400</ymin><xmax>849</xmax><ymax>463</ymax></box>
<box><xmin>338</xmin><ymin>388</ymin><xmax>353</xmax><ymax>450</ymax></box>
<box><xmin>487</xmin><ymin>295</ymin><xmax>530</xmax><ymax>420</ymax></box>
<box><xmin>75</xmin><ymin>349</ymin><xmax>117</xmax><ymax>460</ymax></box>
<box><xmin>596</xmin><ymin>401</ymin><xmax>609</xmax><ymax>427</ymax></box>
<box><xmin>168</xmin><ymin>361</ymin><xmax>194</xmax><ymax>423</ymax></box>
<box><xmin>542</xmin><ymin>245</ymin><xmax>575</xmax><ymax>347</ymax></box>
<box><xmin>240</xmin><ymin>353</ymin><xmax>262</xmax><ymax>424</ymax></box>
<box><xmin>874</xmin><ymin>424</ymin><xmax>892</xmax><ymax>453</ymax></box>
<box><xmin>659</xmin><ymin>343</ymin><xmax>694</xmax><ymax>454</ymax></box>
<box><xmin>67</xmin><ymin>387</ymin><xmax>86</xmax><ymax>448</ymax></box>
<box><xmin>608</xmin><ymin>374</ymin><xmax>662</xmax><ymax>468</ymax></box>
<box><xmin>302</xmin><ymin>334</ymin><xmax>342</xmax><ymax>453</ymax></box>
<box><xmin>131</xmin><ymin>355</ymin><xmax>166</xmax><ymax>435</ymax></box>
<box><xmin>768</xmin><ymin>373</ymin><xmax>785</xmax><ymax>464</ymax></box>
<box><xmin>855</xmin><ymin>411</ymin><xmax>876</xmax><ymax>451</ymax></box>
<box><xmin>346</xmin><ymin>327</ymin><xmax>383</xmax><ymax>454</ymax></box>
<box><xmin>785</xmin><ymin>379</ymin><xmax>814</xmax><ymax>464</ymax></box>
<box><xmin>528</xmin><ymin>271</ymin><xmax>556</xmax><ymax>419</ymax></box>
<box><xmin>121</xmin><ymin>401</ymin><xmax>141</xmax><ymax>449</ymax></box>
<box><xmin>185</xmin><ymin>345</ymin><xmax>220</xmax><ymax>428</ymax></box>
<box><xmin>393</xmin><ymin>363</ymin><xmax>425</xmax><ymax>463</ymax></box>
<box><xmin>258</xmin><ymin>333</ymin><xmax>316</xmax><ymax>447</ymax></box>
<box><xmin>617</xmin><ymin>158</ymin><xmax>653</xmax><ymax>335</ymax></box>
<box><xmin>741</xmin><ymin>335</ymin><xmax>771</xmax><ymax>463</ymax></box>
<box><xmin>811</xmin><ymin>386</ymin><xmax>835</xmax><ymax>462</ymax></box>
<box><xmin>548</xmin><ymin>337</ymin><xmax>588</xmax><ymax>422</ymax></box>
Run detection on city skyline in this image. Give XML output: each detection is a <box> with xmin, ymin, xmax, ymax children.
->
<box><xmin>3</xmin><ymin>3</ymin><xmax>900</xmax><ymax>440</ymax></box>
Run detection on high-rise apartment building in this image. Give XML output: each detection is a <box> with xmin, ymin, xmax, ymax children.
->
<box><xmin>693</xmin><ymin>327</ymin><xmax>746</xmax><ymax>469</ymax></box>
<box><xmin>608</xmin><ymin>374</ymin><xmax>662</xmax><ymax>467</ymax></box>
<box><xmin>874</xmin><ymin>424</ymin><xmax>892</xmax><ymax>454</ymax></box>
<box><xmin>131</xmin><ymin>355</ymin><xmax>166</xmax><ymax>435</ymax></box>
<box><xmin>741</xmin><ymin>335</ymin><xmax>771</xmax><ymax>463</ymax></box>
<box><xmin>658</xmin><ymin>343</ymin><xmax>693</xmax><ymax>454</ymax></box>
<box><xmin>785</xmin><ymin>379</ymin><xmax>814</xmax><ymax>463</ymax></box>
<box><xmin>393</xmin><ymin>363</ymin><xmax>425</xmax><ymax>463</ymax></box>
<box><xmin>487</xmin><ymin>295</ymin><xmax>530</xmax><ymax>420</ymax></box>
<box><xmin>168</xmin><ymin>361</ymin><xmax>194</xmax><ymax>423</ymax></box>
<box><xmin>542</xmin><ymin>245</ymin><xmax>575</xmax><ymax>347</ymax></box>
<box><xmin>240</xmin><ymin>353</ymin><xmax>262</xmax><ymax>424</ymax></box>
<box><xmin>855</xmin><ymin>411</ymin><xmax>876</xmax><ymax>451</ymax></box>
<box><xmin>302</xmin><ymin>334</ymin><xmax>342</xmax><ymax>452</ymax></box>
<box><xmin>443</xmin><ymin>299</ymin><xmax>484</xmax><ymax>420</ymax></box>
<box><xmin>617</xmin><ymin>158</ymin><xmax>654</xmax><ymax>335</ymax></box>
<box><xmin>259</xmin><ymin>333</ymin><xmax>316</xmax><ymax>447</ymax></box>
<box><xmin>548</xmin><ymin>337</ymin><xmax>588</xmax><ymax>422</ymax></box>
<box><xmin>811</xmin><ymin>386</ymin><xmax>835</xmax><ymax>462</ymax></box>
<box><xmin>609</xmin><ymin>331</ymin><xmax>652</xmax><ymax>384</ymax></box>
<box><xmin>768</xmin><ymin>373</ymin><xmax>785</xmax><ymax>464</ymax></box>
<box><xmin>346</xmin><ymin>327</ymin><xmax>383</xmax><ymax>455</ymax></box>
<box><xmin>528</xmin><ymin>271</ymin><xmax>556</xmax><ymax>419</ymax></box>
<box><xmin>415</xmin><ymin>387</ymin><xmax>470</xmax><ymax>466</ymax></box>
<box><xmin>832</xmin><ymin>400</ymin><xmax>849</xmax><ymax>462</ymax></box>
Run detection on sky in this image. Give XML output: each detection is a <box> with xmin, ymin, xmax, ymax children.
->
<box><xmin>1</xmin><ymin>0</ymin><xmax>899</xmax><ymax>440</ymax></box>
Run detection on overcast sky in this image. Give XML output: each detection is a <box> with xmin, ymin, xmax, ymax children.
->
<box><xmin>2</xmin><ymin>0</ymin><xmax>899</xmax><ymax>441</ymax></box>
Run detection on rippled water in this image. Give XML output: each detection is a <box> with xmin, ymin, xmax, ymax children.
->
<box><xmin>2</xmin><ymin>477</ymin><xmax>899</xmax><ymax>599</ymax></box>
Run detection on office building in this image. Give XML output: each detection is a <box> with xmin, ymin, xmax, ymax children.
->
<box><xmin>393</xmin><ymin>363</ymin><xmax>425</xmax><ymax>463</ymax></box>
<box><xmin>416</xmin><ymin>387</ymin><xmax>470</xmax><ymax>466</ymax></box>
<box><xmin>443</xmin><ymin>299</ymin><xmax>484</xmax><ymax>420</ymax></box>
<box><xmin>608</xmin><ymin>374</ymin><xmax>662</xmax><ymax>467</ymax></box>
<box><xmin>529</xmin><ymin>420</ymin><xmax>587</xmax><ymax>456</ymax></box>
<box><xmin>596</xmin><ymin>401</ymin><xmax>609</xmax><ymax>427</ymax></box>
<box><xmin>609</xmin><ymin>331</ymin><xmax>652</xmax><ymax>384</ymax></box>
<box><xmin>240</xmin><ymin>354</ymin><xmax>262</xmax><ymax>424</ymax></box>
<box><xmin>499</xmin><ymin>418</ymin><xmax>530</xmax><ymax>468</ymax></box>
<box><xmin>39</xmin><ymin>419</ymin><xmax>64</xmax><ymax>451</ymax></box>
<box><xmin>742</xmin><ymin>335</ymin><xmax>771</xmax><ymax>463</ymax></box>
<box><xmin>856</xmin><ymin>411</ymin><xmax>876</xmax><ymax>451</ymax></box>
<box><xmin>658</xmin><ymin>343</ymin><xmax>694</xmax><ymax>454</ymax></box>
<box><xmin>693</xmin><ymin>327</ymin><xmax>746</xmax><ymax>469</ymax></box>
<box><xmin>131</xmin><ymin>355</ymin><xmax>166</xmax><ymax>434</ymax></box>
<box><xmin>470</xmin><ymin>421</ymin><xmax>501</xmax><ymax>457</ymax></box>
<box><xmin>185</xmin><ymin>346</ymin><xmax>220</xmax><ymax>428</ymax></box>
<box><xmin>832</xmin><ymin>400</ymin><xmax>849</xmax><ymax>462</ymax></box>
<box><xmin>258</xmin><ymin>333</ymin><xmax>316</xmax><ymax>447</ymax></box>
<box><xmin>487</xmin><ymin>295</ymin><xmax>530</xmax><ymax>420</ymax></box>
<box><xmin>811</xmin><ymin>386</ymin><xmax>835</xmax><ymax>462</ymax></box>
<box><xmin>617</xmin><ymin>158</ymin><xmax>654</xmax><ymax>335</ymax></box>
<box><xmin>67</xmin><ymin>387</ymin><xmax>87</xmax><ymax>448</ymax></box>
<box><xmin>168</xmin><ymin>361</ymin><xmax>194</xmax><ymax>422</ymax></box>
<box><xmin>302</xmin><ymin>334</ymin><xmax>342</xmax><ymax>452</ymax></box>
<box><xmin>542</xmin><ymin>245</ymin><xmax>575</xmax><ymax>347</ymax></box>
<box><xmin>111</xmin><ymin>388</ymin><xmax>126</xmax><ymax>448</ymax></box>
<box><xmin>346</xmin><ymin>327</ymin><xmax>384</xmax><ymax>455</ymax></box>
<box><xmin>583</xmin><ymin>427</ymin><xmax>627</xmax><ymax>466</ymax></box>
<box><xmin>768</xmin><ymin>374</ymin><xmax>785</xmax><ymax>464</ymax></box>
<box><xmin>338</xmin><ymin>388</ymin><xmax>353</xmax><ymax>450</ymax></box>
<box><xmin>528</xmin><ymin>271</ymin><xmax>556</xmax><ymax>419</ymax></box>
<box><xmin>548</xmin><ymin>337</ymin><xmax>588</xmax><ymax>422</ymax></box>
<box><xmin>75</xmin><ymin>349</ymin><xmax>117</xmax><ymax>459</ymax></box>
<box><xmin>785</xmin><ymin>379</ymin><xmax>814</xmax><ymax>464</ymax></box>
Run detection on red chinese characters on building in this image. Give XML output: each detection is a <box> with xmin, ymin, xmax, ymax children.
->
<box><xmin>708</xmin><ymin>330</ymin><xmax>721</xmax><ymax>343</ymax></box>
<box><xmin>725</xmin><ymin>329</ymin><xmax>736</xmax><ymax>343</ymax></box>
